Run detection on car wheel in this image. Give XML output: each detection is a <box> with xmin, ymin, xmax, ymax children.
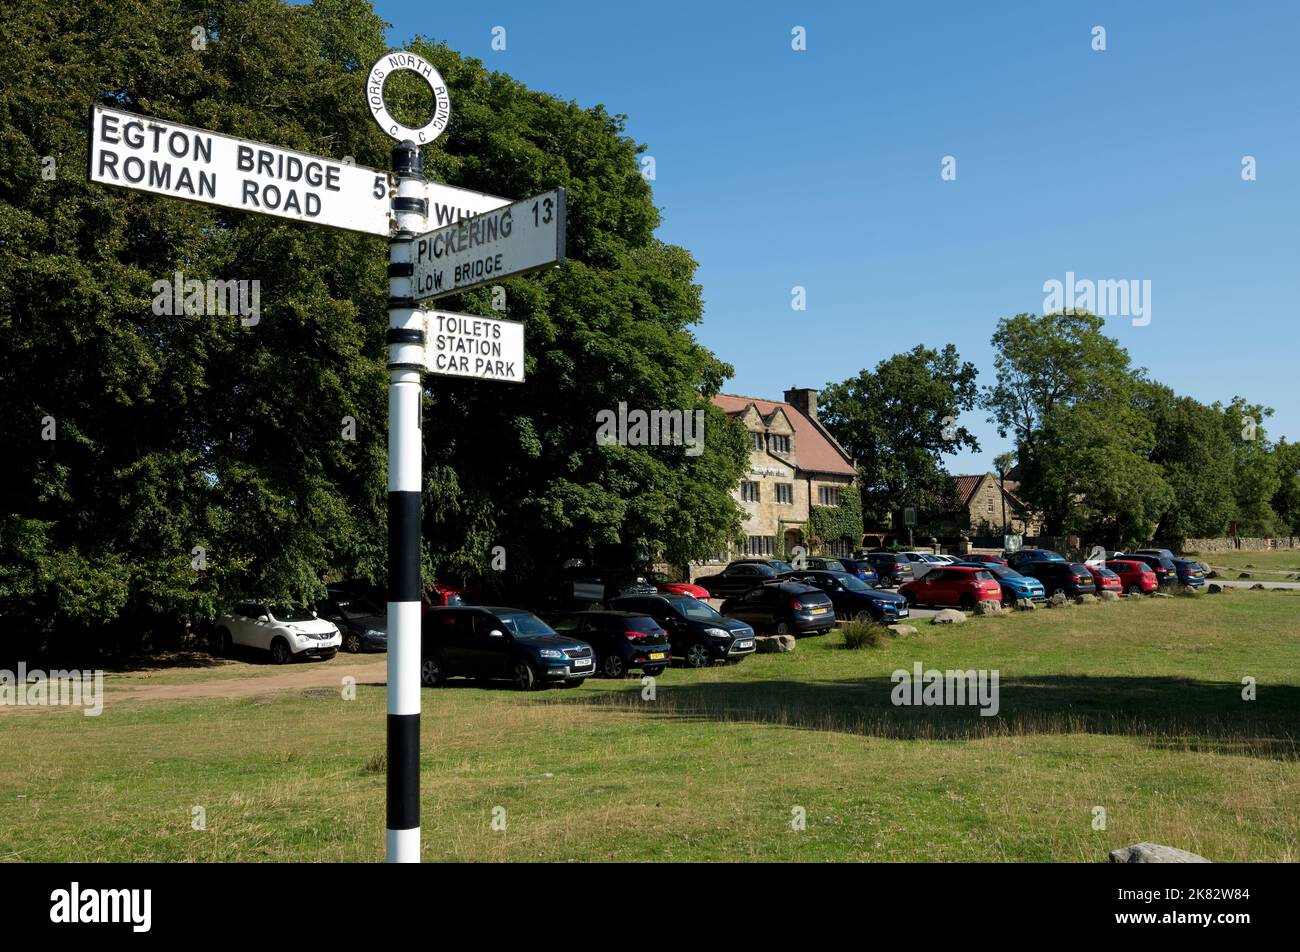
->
<box><xmin>684</xmin><ymin>643</ymin><xmax>712</xmax><ymax>668</ymax></box>
<box><xmin>904</xmin><ymin>593</ymin><xmax>918</xmax><ymax>607</ymax></box>
<box><xmin>420</xmin><ymin>656</ymin><xmax>443</xmax><ymax>687</ymax></box>
<box><xmin>776</xmin><ymin>621</ymin><xmax>793</xmax><ymax>637</ymax></box>
<box><xmin>959</xmin><ymin>595</ymin><xmax>976</xmax><ymax>611</ymax></box>
<box><xmin>270</xmin><ymin>639</ymin><xmax>291</xmax><ymax>665</ymax></box>
<box><xmin>512</xmin><ymin>660</ymin><xmax>539</xmax><ymax>691</ymax></box>
<box><xmin>1125</xmin><ymin>584</ymin><xmax>1141</xmax><ymax>595</ymax></box>
<box><xmin>344</xmin><ymin>632</ymin><xmax>363</xmax><ymax>653</ymax></box>
<box><xmin>215</xmin><ymin>628</ymin><xmax>233</xmax><ymax>657</ymax></box>
<box><xmin>602</xmin><ymin>654</ymin><xmax>627</xmax><ymax>679</ymax></box>
<box><xmin>853</xmin><ymin>610</ymin><xmax>874</xmax><ymax>623</ymax></box>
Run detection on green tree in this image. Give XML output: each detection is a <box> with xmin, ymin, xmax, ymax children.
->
<box><xmin>818</xmin><ymin>344</ymin><xmax>980</xmax><ymax>530</ymax></box>
<box><xmin>1270</xmin><ymin>439</ymin><xmax>1300</xmax><ymax>538</ymax></box>
<box><xmin>1217</xmin><ymin>398</ymin><xmax>1280</xmax><ymax>536</ymax></box>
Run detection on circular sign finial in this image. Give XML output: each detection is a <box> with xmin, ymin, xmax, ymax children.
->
<box><xmin>365</xmin><ymin>50</ymin><xmax>451</xmax><ymax>145</ymax></box>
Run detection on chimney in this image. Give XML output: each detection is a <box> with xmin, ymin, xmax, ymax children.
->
<box><xmin>784</xmin><ymin>387</ymin><xmax>818</xmax><ymax>421</ymax></box>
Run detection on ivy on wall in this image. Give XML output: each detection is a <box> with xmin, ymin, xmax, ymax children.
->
<box><xmin>810</xmin><ymin>484</ymin><xmax>863</xmax><ymax>553</ymax></box>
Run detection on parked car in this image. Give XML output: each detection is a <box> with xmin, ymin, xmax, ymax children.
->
<box><xmin>1105</xmin><ymin>559</ymin><xmax>1159</xmax><ymax>595</ymax></box>
<box><xmin>779</xmin><ymin>570</ymin><xmax>910</xmax><ymax>624</ymax></box>
<box><xmin>1172</xmin><ymin>558</ymin><xmax>1207</xmax><ymax>588</ymax></box>
<box><xmin>557</xmin><ymin>565</ymin><xmax>657</xmax><ymax>608</ymax></box>
<box><xmin>836</xmin><ymin>557</ymin><xmax>881</xmax><ymax>586</ymax></box>
<box><xmin>953</xmin><ymin>561</ymin><xmax>1046</xmax><ymax>606</ymax></box>
<box><xmin>732</xmin><ymin>557</ymin><xmax>796</xmax><ymax>573</ymax></box>
<box><xmin>1003</xmin><ymin>548</ymin><xmax>1066</xmax><ymax>569</ymax></box>
<box><xmin>421</xmin><ymin>606</ymin><xmax>595</xmax><ymax>690</ymax></box>
<box><xmin>898</xmin><ymin>566</ymin><xmax>1003</xmax><ymax>609</ymax></box>
<box><xmin>545</xmin><ymin>610</ymin><xmax>672</xmax><ymax>678</ymax></box>
<box><xmin>648</xmin><ymin>571</ymin><xmax>710</xmax><ymax>600</ymax></box>
<box><xmin>1017</xmin><ymin>561</ymin><xmax>1098</xmax><ymax>597</ymax></box>
<box><xmin>799</xmin><ymin>556</ymin><xmax>847</xmax><ymax>572</ymax></box>
<box><xmin>214</xmin><ymin>602</ymin><xmax>342</xmax><ymax>664</ymax></box>
<box><xmin>894</xmin><ymin>551</ymin><xmax>944</xmax><ymax>579</ymax></box>
<box><xmin>427</xmin><ymin>583</ymin><xmax>476</xmax><ymax>607</ymax></box>
<box><xmin>1120</xmin><ymin>553</ymin><xmax>1178</xmax><ymax>588</ymax></box>
<box><xmin>862</xmin><ymin>552</ymin><xmax>916</xmax><ymax>587</ymax></box>
<box><xmin>695</xmin><ymin>560</ymin><xmax>781</xmax><ymax>598</ymax></box>
<box><xmin>1083</xmin><ymin>563</ymin><xmax>1123</xmax><ymax>595</ymax></box>
<box><xmin>720</xmin><ymin>580</ymin><xmax>837</xmax><ymax>637</ymax></box>
<box><xmin>608</xmin><ymin>592</ymin><xmax>756</xmax><ymax>667</ymax></box>
<box><xmin>1132</xmin><ymin>548</ymin><xmax>1178</xmax><ymax>561</ymax></box>
<box><xmin>317</xmin><ymin>589</ymin><xmax>387</xmax><ymax>653</ymax></box>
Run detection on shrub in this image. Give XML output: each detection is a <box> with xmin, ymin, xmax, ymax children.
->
<box><xmin>841</xmin><ymin>621</ymin><xmax>882</xmax><ymax>650</ymax></box>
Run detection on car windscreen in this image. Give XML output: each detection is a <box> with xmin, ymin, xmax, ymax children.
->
<box><xmin>496</xmin><ymin>611</ymin><xmax>557</xmax><ymax>637</ymax></box>
<box><xmin>676</xmin><ymin>598</ymin><xmax>723</xmax><ymax>621</ymax></box>
<box><xmin>820</xmin><ymin>560</ymin><xmax>846</xmax><ymax>572</ymax></box>
<box><xmin>990</xmin><ymin>565</ymin><xmax>1023</xmax><ymax>579</ymax></box>
<box><xmin>333</xmin><ymin>597</ymin><xmax>381</xmax><ymax>619</ymax></box>
<box><xmin>835</xmin><ymin>574</ymin><xmax>872</xmax><ymax>592</ymax></box>
<box><xmin>623</xmin><ymin>615</ymin><xmax>663</xmax><ymax>633</ymax></box>
<box><xmin>270</xmin><ymin>605</ymin><xmax>315</xmax><ymax>623</ymax></box>
<box><xmin>768</xmin><ymin>561</ymin><xmax>794</xmax><ymax>574</ymax></box>
<box><xmin>973</xmin><ymin>570</ymin><xmax>994</xmax><ymax>581</ymax></box>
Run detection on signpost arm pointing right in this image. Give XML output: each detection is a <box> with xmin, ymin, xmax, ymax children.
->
<box><xmin>385</xmin><ymin>139</ymin><xmax>427</xmax><ymax>863</ymax></box>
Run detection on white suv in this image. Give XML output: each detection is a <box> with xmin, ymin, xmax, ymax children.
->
<box><xmin>215</xmin><ymin>602</ymin><xmax>342</xmax><ymax>664</ymax></box>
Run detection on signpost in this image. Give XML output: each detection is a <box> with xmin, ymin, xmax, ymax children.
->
<box><xmin>87</xmin><ymin>47</ymin><xmax>565</xmax><ymax>864</ymax></box>
<box><xmin>424</xmin><ymin>311</ymin><xmax>525</xmax><ymax>383</ymax></box>
<box><xmin>411</xmin><ymin>189</ymin><xmax>566</xmax><ymax>302</ymax></box>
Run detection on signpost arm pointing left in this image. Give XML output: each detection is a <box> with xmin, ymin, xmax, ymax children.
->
<box><xmin>385</xmin><ymin>139</ymin><xmax>427</xmax><ymax>863</ymax></box>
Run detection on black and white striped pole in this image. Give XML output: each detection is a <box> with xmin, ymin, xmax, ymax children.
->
<box><xmin>366</xmin><ymin>50</ymin><xmax>455</xmax><ymax>865</ymax></box>
<box><xmin>385</xmin><ymin>137</ymin><xmax>426</xmax><ymax>863</ymax></box>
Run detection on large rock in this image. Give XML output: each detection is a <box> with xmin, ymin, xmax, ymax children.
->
<box><xmin>1108</xmin><ymin>843</ymin><xmax>1210</xmax><ymax>864</ymax></box>
<box><xmin>931</xmin><ymin>609</ymin><xmax>967</xmax><ymax>625</ymax></box>
<box><xmin>1046</xmin><ymin>592</ymin><xmax>1070</xmax><ymax>608</ymax></box>
<box><xmin>1207</xmin><ymin>583</ymin><xmax>1223</xmax><ymax>594</ymax></box>
<box><xmin>886</xmin><ymin>624</ymin><xmax>917</xmax><ymax>636</ymax></box>
<box><xmin>1250</xmin><ymin>583</ymin><xmax>1266</xmax><ymax>590</ymax></box>
<box><xmin>755</xmin><ymin>635</ymin><xmax>795</xmax><ymax>653</ymax></box>
<box><xmin>1075</xmin><ymin>593</ymin><xmax>1099</xmax><ymax>605</ymax></box>
<box><xmin>1099</xmin><ymin>590</ymin><xmax>1120</xmax><ymax>601</ymax></box>
<box><xmin>1014</xmin><ymin>599</ymin><xmax>1038</xmax><ymax>611</ymax></box>
<box><xmin>974</xmin><ymin>600</ymin><xmax>1002</xmax><ymax>616</ymax></box>
<box><xmin>1238</xmin><ymin>572</ymin><xmax>1252</xmax><ymax>579</ymax></box>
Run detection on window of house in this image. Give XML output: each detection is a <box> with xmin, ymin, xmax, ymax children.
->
<box><xmin>775</xmin><ymin>483</ymin><xmax>793</xmax><ymax>505</ymax></box>
<box><xmin>769</xmin><ymin>434</ymin><xmax>790</xmax><ymax>454</ymax></box>
<box><xmin>749</xmin><ymin>431</ymin><xmax>763</xmax><ymax>451</ymax></box>
<box><xmin>830</xmin><ymin>539</ymin><xmax>851</xmax><ymax>557</ymax></box>
<box><xmin>817</xmin><ymin>486</ymin><xmax>841</xmax><ymax>506</ymax></box>
<box><xmin>744</xmin><ymin>535</ymin><xmax>775</xmax><ymax>557</ymax></box>
<box><xmin>741</xmin><ymin>481</ymin><xmax>760</xmax><ymax>502</ymax></box>
<box><xmin>987</xmin><ymin>498</ymin><xmax>995</xmax><ymax>513</ymax></box>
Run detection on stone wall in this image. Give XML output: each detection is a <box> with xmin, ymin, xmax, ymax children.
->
<box><xmin>1183</xmin><ymin>536</ymin><xmax>1300</xmax><ymax>553</ymax></box>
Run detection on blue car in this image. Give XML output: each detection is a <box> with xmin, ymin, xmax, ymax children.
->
<box><xmin>779</xmin><ymin>570</ymin><xmax>910</xmax><ymax>623</ymax></box>
<box><xmin>1003</xmin><ymin>548</ymin><xmax>1066</xmax><ymax>570</ymax></box>
<box><xmin>956</xmin><ymin>561</ymin><xmax>1047</xmax><ymax>606</ymax></box>
<box><xmin>837</xmin><ymin>558</ymin><xmax>881</xmax><ymax>587</ymax></box>
<box><xmin>1172</xmin><ymin>558</ymin><xmax>1206</xmax><ymax>588</ymax></box>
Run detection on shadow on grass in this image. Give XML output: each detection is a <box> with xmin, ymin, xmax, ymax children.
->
<box><xmin>559</xmin><ymin>674</ymin><xmax>1300</xmax><ymax>760</ymax></box>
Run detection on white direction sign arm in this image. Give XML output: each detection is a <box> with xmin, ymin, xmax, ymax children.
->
<box><xmin>411</xmin><ymin>188</ymin><xmax>566</xmax><ymax>301</ymax></box>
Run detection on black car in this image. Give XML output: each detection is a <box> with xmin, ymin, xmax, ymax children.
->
<box><xmin>1017</xmin><ymin>560</ymin><xmax>1097</xmax><ymax>597</ymax></box>
<box><xmin>556</xmin><ymin>565</ymin><xmax>657</xmax><ymax>608</ymax></box>
<box><xmin>695</xmin><ymin>560</ymin><xmax>781</xmax><ymax>598</ymax></box>
<box><xmin>317</xmin><ymin>589</ymin><xmax>388</xmax><ymax>653</ymax></box>
<box><xmin>421</xmin><ymin>606</ymin><xmax>595</xmax><ymax>690</ymax></box>
<box><xmin>1123</xmin><ymin>553</ymin><xmax>1179</xmax><ymax>588</ymax></box>
<box><xmin>545</xmin><ymin>610</ymin><xmax>672</xmax><ymax>678</ymax></box>
<box><xmin>1003</xmin><ymin>548</ymin><xmax>1066</xmax><ymax>569</ymax></box>
<box><xmin>862</xmin><ymin>552</ymin><xmax>916</xmax><ymax>587</ymax></box>
<box><xmin>720</xmin><ymin>580</ymin><xmax>836</xmax><ymax>637</ymax></box>
<box><xmin>779</xmin><ymin>570</ymin><xmax>909</xmax><ymax>624</ymax></box>
<box><xmin>607</xmin><ymin>592</ymin><xmax>756</xmax><ymax>668</ymax></box>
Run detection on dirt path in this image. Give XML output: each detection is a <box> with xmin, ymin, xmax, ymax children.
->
<box><xmin>107</xmin><ymin>656</ymin><xmax>390</xmax><ymax>702</ymax></box>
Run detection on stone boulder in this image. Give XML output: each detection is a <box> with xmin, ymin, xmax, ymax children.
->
<box><xmin>1046</xmin><ymin>592</ymin><xmax>1070</xmax><ymax>608</ymax></box>
<box><xmin>1108</xmin><ymin>843</ymin><xmax>1210</xmax><ymax>864</ymax></box>
<box><xmin>1075</xmin><ymin>593</ymin><xmax>1099</xmax><ymax>605</ymax></box>
<box><xmin>1251</xmin><ymin>583</ymin><xmax>1266</xmax><ymax>590</ymax></box>
<box><xmin>1206</xmin><ymin>583</ymin><xmax>1223</xmax><ymax>594</ymax></box>
<box><xmin>1099</xmin><ymin>590</ymin><xmax>1120</xmax><ymax>601</ymax></box>
<box><xmin>974</xmin><ymin>600</ymin><xmax>1002</xmax><ymax>616</ymax></box>
<box><xmin>755</xmin><ymin>635</ymin><xmax>795</xmax><ymax>653</ymax></box>
<box><xmin>931</xmin><ymin>609</ymin><xmax>967</xmax><ymax>625</ymax></box>
<box><xmin>1014</xmin><ymin>599</ymin><xmax>1037</xmax><ymax>611</ymax></box>
<box><xmin>886</xmin><ymin>624</ymin><xmax>917</xmax><ymax>637</ymax></box>
<box><xmin>1238</xmin><ymin>572</ymin><xmax>1252</xmax><ymax>579</ymax></box>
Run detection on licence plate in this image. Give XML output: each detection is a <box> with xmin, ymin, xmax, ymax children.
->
<box><xmin>574</xmin><ymin>658</ymin><xmax>591</xmax><ymax>667</ymax></box>
<box><xmin>811</xmin><ymin>607</ymin><xmax>829</xmax><ymax>615</ymax></box>
<box><xmin>735</xmin><ymin>641</ymin><xmax>753</xmax><ymax>650</ymax></box>
<box><xmin>649</xmin><ymin>652</ymin><xmax>665</xmax><ymax>660</ymax></box>
<box><xmin>898</xmin><ymin>608</ymin><xmax>909</xmax><ymax>617</ymax></box>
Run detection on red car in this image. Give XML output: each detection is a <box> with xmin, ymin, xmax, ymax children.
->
<box><xmin>422</xmin><ymin>583</ymin><xmax>475</xmax><ymax>614</ymax></box>
<box><xmin>970</xmin><ymin>553</ymin><xmax>1009</xmax><ymax>566</ymax></box>
<box><xmin>1104</xmin><ymin>559</ymin><xmax>1157</xmax><ymax>595</ymax></box>
<box><xmin>1085</xmin><ymin>563</ymin><xmax>1123</xmax><ymax>594</ymax></box>
<box><xmin>899</xmin><ymin>566</ymin><xmax>1003</xmax><ymax>610</ymax></box>
<box><xmin>650</xmin><ymin>572</ymin><xmax>709</xmax><ymax>600</ymax></box>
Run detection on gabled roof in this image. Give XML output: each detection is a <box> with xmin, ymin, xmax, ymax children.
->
<box><xmin>712</xmin><ymin>392</ymin><xmax>855</xmax><ymax>476</ymax></box>
<box><xmin>953</xmin><ymin>473</ymin><xmax>1032</xmax><ymax>511</ymax></box>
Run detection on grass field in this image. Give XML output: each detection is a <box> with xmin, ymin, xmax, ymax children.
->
<box><xmin>2</xmin><ymin>590</ymin><xmax>1298</xmax><ymax>862</ymax></box>
<box><xmin>1194</xmin><ymin>548</ymin><xmax>1300</xmax><ymax>581</ymax></box>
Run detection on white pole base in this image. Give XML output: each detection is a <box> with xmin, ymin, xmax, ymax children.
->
<box><xmin>386</xmin><ymin>826</ymin><xmax>421</xmax><ymax>863</ymax></box>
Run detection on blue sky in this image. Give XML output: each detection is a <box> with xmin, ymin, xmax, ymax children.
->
<box><xmin>376</xmin><ymin>0</ymin><xmax>1299</xmax><ymax>473</ymax></box>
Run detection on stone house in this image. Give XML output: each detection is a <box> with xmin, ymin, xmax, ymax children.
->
<box><xmin>949</xmin><ymin>473</ymin><xmax>1041</xmax><ymax>537</ymax></box>
<box><xmin>692</xmin><ymin>388</ymin><xmax>857</xmax><ymax>575</ymax></box>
